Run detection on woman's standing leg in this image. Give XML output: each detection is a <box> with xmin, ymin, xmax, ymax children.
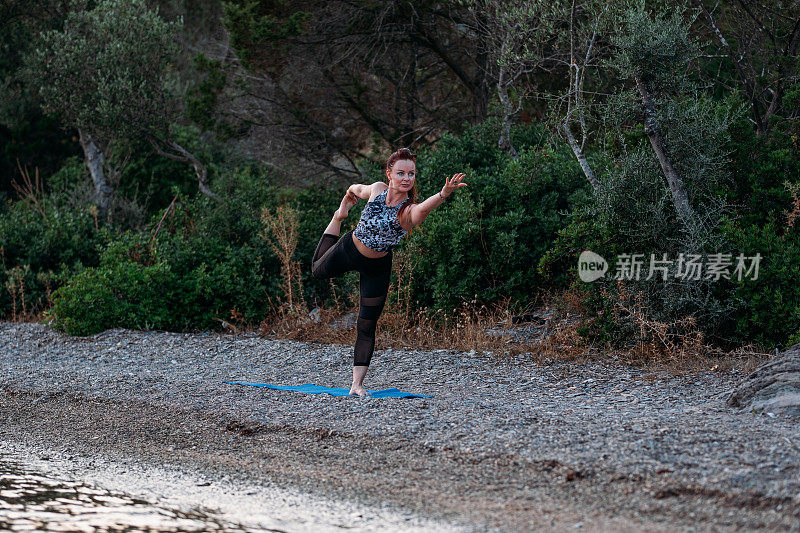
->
<box><xmin>350</xmin><ymin>253</ymin><xmax>392</xmax><ymax>396</ymax></box>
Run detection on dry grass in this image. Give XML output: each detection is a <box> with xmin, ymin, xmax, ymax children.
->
<box><xmin>12</xmin><ymin>161</ymin><xmax>47</xmax><ymax>220</ymax></box>
<box><xmin>3</xmin><ymin>263</ymin><xmax>50</xmax><ymax>323</ymax></box>
<box><xmin>261</xmin><ymin>205</ymin><xmax>306</xmax><ymax>313</ymax></box>
<box><xmin>157</xmin><ymin>207</ymin><xmax>778</xmax><ymax>374</ymax></box>
<box><xmin>598</xmin><ymin>280</ymin><xmax>771</xmax><ymax>375</ymax></box>
<box><xmin>256</xmin><ymin>276</ymin><xmax>772</xmax><ymax>376</ymax></box>
<box><xmin>260</xmin><ymin>298</ymin><xmax>522</xmax><ymax>352</ymax></box>
<box><xmin>2</xmin><ymin>163</ymin><xmax>57</xmax><ymax>319</ymax></box>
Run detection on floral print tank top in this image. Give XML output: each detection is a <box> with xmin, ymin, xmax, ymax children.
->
<box><xmin>353</xmin><ymin>188</ymin><xmax>410</xmax><ymax>252</ymax></box>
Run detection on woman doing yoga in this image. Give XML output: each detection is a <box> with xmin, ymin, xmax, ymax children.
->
<box><xmin>311</xmin><ymin>147</ymin><xmax>467</xmax><ymax>396</ymax></box>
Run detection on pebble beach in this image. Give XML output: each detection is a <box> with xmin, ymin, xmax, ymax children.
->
<box><xmin>1</xmin><ymin>320</ymin><xmax>799</xmax><ymax>531</ymax></box>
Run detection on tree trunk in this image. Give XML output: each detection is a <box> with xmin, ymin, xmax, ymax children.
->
<box><xmin>472</xmin><ymin>48</ymin><xmax>490</xmax><ymax>123</ymax></box>
<box><xmin>469</xmin><ymin>0</ymin><xmax>491</xmax><ymax>124</ymax></box>
<box><xmin>496</xmin><ymin>61</ymin><xmax>518</xmax><ymax>160</ymax></box>
<box><xmin>77</xmin><ymin>128</ymin><xmax>114</xmax><ymax>222</ymax></box>
<box><xmin>562</xmin><ymin>122</ymin><xmax>600</xmax><ymax>191</ymax></box>
<box><xmin>150</xmin><ymin>138</ymin><xmax>222</xmax><ymax>202</ymax></box>
<box><xmin>169</xmin><ymin>140</ymin><xmax>220</xmax><ymax>202</ymax></box>
<box><xmin>635</xmin><ymin>76</ymin><xmax>695</xmax><ymax>229</ymax></box>
<box><xmin>727</xmin><ymin>344</ymin><xmax>800</xmax><ymax>416</ymax></box>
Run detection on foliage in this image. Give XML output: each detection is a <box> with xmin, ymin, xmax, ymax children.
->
<box><xmin>261</xmin><ymin>204</ymin><xmax>304</xmax><ymax>312</ymax></box>
<box><xmin>222</xmin><ymin>0</ymin><xmax>312</xmax><ymax>71</ymax></box>
<box><xmin>112</xmin><ymin>124</ymin><xmax>216</xmax><ymax>218</ymax></box>
<box><xmin>724</xmin><ymin>96</ymin><xmax>800</xmax><ymax>228</ymax></box>
<box><xmin>46</xmin><ymin>197</ymin><xmax>272</xmax><ymax>335</ymax></box>
<box><xmin>606</xmin><ymin>0</ymin><xmax>700</xmax><ymax>90</ymax></box>
<box><xmin>25</xmin><ymin>0</ymin><xmax>183</xmax><ymax>145</ymax></box>
<box><xmin>716</xmin><ymin>216</ymin><xmax>800</xmax><ymax>348</ymax></box>
<box><xmin>0</xmin><ymin>1</ymin><xmax>82</xmax><ymax>194</ymax></box>
<box><xmin>542</xmin><ymin>89</ymin><xmax>799</xmax><ymax>349</ymax></box>
<box><xmin>44</xmin><ymin>163</ymin><xmax>340</xmax><ymax>335</ymax></box>
<box><xmin>712</xmin><ymin>112</ymin><xmax>800</xmax><ymax>347</ymax></box>
<box><xmin>0</xmin><ymin>187</ymin><xmax>104</xmax><ymax>318</ymax></box>
<box><xmin>185</xmin><ymin>52</ymin><xmax>236</xmax><ymax>139</ymax></box>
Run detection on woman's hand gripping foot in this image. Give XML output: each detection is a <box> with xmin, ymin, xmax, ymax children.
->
<box><xmin>335</xmin><ymin>191</ymin><xmax>358</xmax><ymax>221</ymax></box>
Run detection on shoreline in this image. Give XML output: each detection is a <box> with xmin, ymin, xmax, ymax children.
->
<box><xmin>2</xmin><ymin>321</ymin><xmax>799</xmax><ymax>531</ymax></box>
<box><xmin>1</xmin><ymin>435</ymin><xmax>457</xmax><ymax>532</ymax></box>
<box><xmin>0</xmin><ymin>390</ymin><xmax>669</xmax><ymax>532</ymax></box>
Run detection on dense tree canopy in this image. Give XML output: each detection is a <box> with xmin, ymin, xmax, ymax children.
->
<box><xmin>0</xmin><ymin>0</ymin><xmax>797</xmax><ymax>348</ymax></box>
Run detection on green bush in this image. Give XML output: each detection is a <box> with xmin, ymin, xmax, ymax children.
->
<box><xmin>0</xmin><ymin>144</ymin><xmax>207</xmax><ymax>320</ymax></box>
<box><xmin>717</xmin><ymin>217</ymin><xmax>800</xmax><ymax>348</ymax></box>
<box><xmin>724</xmin><ymin>106</ymin><xmax>800</xmax><ymax>229</ymax></box>
<box><xmin>46</xmin><ymin>243</ymin><xmax>174</xmax><ymax>335</ymax></box>
<box><xmin>0</xmin><ymin>189</ymin><xmax>104</xmax><ymax>317</ymax></box>
<box><xmin>702</xmin><ymin>97</ymin><xmax>800</xmax><ymax>348</ymax></box>
<box><xmin>44</xmin><ymin>162</ymin><xmax>354</xmax><ymax>335</ymax></box>
<box><xmin>45</xmin><ymin>163</ymin><xmax>281</xmax><ymax>334</ymax></box>
<box><xmin>46</xmin><ymin>228</ymin><xmax>275</xmax><ymax>335</ymax></box>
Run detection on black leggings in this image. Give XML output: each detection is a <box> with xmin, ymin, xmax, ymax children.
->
<box><xmin>311</xmin><ymin>230</ymin><xmax>392</xmax><ymax>367</ymax></box>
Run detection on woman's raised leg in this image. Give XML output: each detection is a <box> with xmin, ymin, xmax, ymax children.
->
<box><xmin>311</xmin><ymin>192</ymin><xmax>358</xmax><ymax>278</ymax></box>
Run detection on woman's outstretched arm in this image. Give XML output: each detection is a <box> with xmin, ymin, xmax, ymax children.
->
<box><xmin>348</xmin><ymin>182</ymin><xmax>386</xmax><ymax>200</ymax></box>
<box><xmin>405</xmin><ymin>173</ymin><xmax>467</xmax><ymax>228</ymax></box>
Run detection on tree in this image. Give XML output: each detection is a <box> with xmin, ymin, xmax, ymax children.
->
<box><xmin>589</xmin><ymin>0</ymin><xmax>744</xmax><ymax>333</ymax></box>
<box><xmin>26</xmin><ymin>0</ymin><xmax>218</xmax><ymax>222</ymax></box>
<box><xmin>556</xmin><ymin>0</ymin><xmax>615</xmax><ymax>191</ymax></box>
<box><xmin>607</xmin><ymin>0</ymin><xmax>703</xmax><ymax>232</ymax></box>
<box><xmin>216</xmin><ymin>0</ymin><xmax>497</xmax><ymax>180</ymax></box>
<box><xmin>465</xmin><ymin>0</ymin><xmax>564</xmax><ymax>159</ymax></box>
<box><xmin>693</xmin><ymin>0</ymin><xmax>800</xmax><ymax>139</ymax></box>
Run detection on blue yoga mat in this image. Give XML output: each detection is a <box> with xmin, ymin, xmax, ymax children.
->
<box><xmin>224</xmin><ymin>381</ymin><xmax>433</xmax><ymax>398</ymax></box>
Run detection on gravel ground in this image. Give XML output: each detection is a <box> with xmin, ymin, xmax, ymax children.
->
<box><xmin>1</xmin><ymin>320</ymin><xmax>799</xmax><ymax>531</ymax></box>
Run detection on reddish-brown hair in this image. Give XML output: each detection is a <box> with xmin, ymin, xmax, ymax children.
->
<box><xmin>386</xmin><ymin>147</ymin><xmax>418</xmax><ymax>232</ymax></box>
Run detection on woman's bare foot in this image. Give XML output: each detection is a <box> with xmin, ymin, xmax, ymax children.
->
<box><xmin>334</xmin><ymin>192</ymin><xmax>358</xmax><ymax>221</ymax></box>
<box><xmin>349</xmin><ymin>385</ymin><xmax>372</xmax><ymax>397</ymax></box>
<box><xmin>349</xmin><ymin>365</ymin><xmax>371</xmax><ymax>397</ymax></box>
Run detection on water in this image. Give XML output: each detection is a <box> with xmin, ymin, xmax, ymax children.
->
<box><xmin>0</xmin><ymin>456</ymin><xmax>258</xmax><ymax>532</ymax></box>
<box><xmin>0</xmin><ymin>445</ymin><xmax>460</xmax><ymax>533</ymax></box>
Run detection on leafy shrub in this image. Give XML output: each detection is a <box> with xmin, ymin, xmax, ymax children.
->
<box><xmin>704</xmin><ymin>96</ymin><xmax>800</xmax><ymax>347</ymax></box>
<box><xmin>45</xmin><ymin>162</ymin><xmax>280</xmax><ymax>334</ymax></box>
<box><xmin>0</xmin><ymin>189</ymin><xmax>104</xmax><ymax>317</ymax></box>
<box><xmin>717</xmin><ymin>216</ymin><xmax>800</xmax><ymax>348</ymax></box>
<box><xmin>46</xmin><ymin>228</ymin><xmax>274</xmax><ymax>335</ymax></box>
<box><xmin>44</xmin><ymin>163</ymin><xmax>351</xmax><ymax>335</ymax></box>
